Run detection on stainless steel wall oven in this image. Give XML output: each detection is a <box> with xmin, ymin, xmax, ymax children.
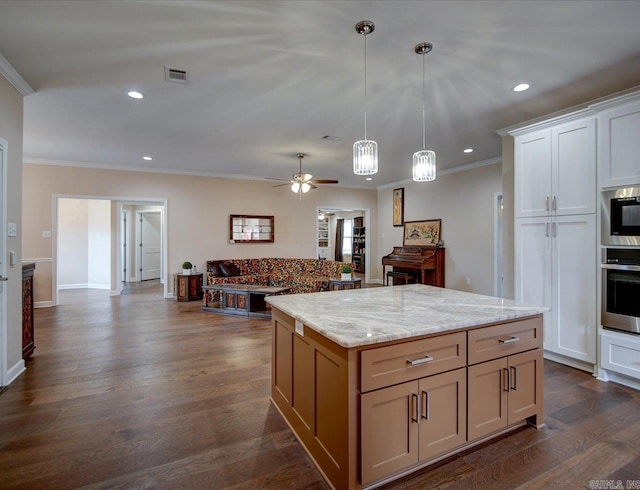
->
<box><xmin>601</xmin><ymin>248</ymin><xmax>640</xmax><ymax>335</ymax></box>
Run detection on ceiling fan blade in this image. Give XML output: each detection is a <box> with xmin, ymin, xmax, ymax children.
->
<box><xmin>265</xmin><ymin>177</ymin><xmax>291</xmax><ymax>182</ymax></box>
<box><xmin>272</xmin><ymin>182</ymin><xmax>291</xmax><ymax>188</ymax></box>
<box><xmin>314</xmin><ymin>179</ymin><xmax>339</xmax><ymax>184</ymax></box>
<box><xmin>309</xmin><ymin>183</ymin><xmax>318</xmax><ymax>190</ymax></box>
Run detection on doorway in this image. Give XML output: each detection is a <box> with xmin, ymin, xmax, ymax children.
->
<box><xmin>53</xmin><ymin>196</ymin><xmax>168</xmax><ymax>305</ymax></box>
<box><xmin>494</xmin><ymin>192</ymin><xmax>504</xmax><ymax>298</ymax></box>
<box><xmin>0</xmin><ymin>138</ymin><xmax>7</xmax><ymax>386</ymax></box>
<box><xmin>317</xmin><ymin>207</ymin><xmax>370</xmax><ymax>284</ymax></box>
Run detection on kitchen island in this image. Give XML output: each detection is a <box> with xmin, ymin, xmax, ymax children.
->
<box><xmin>266</xmin><ymin>284</ymin><xmax>548</xmax><ymax>489</ymax></box>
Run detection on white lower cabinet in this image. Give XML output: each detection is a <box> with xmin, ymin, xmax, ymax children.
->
<box><xmin>515</xmin><ymin>214</ymin><xmax>596</xmax><ymax>365</ymax></box>
<box><xmin>601</xmin><ymin>330</ymin><xmax>640</xmax><ymax>380</ymax></box>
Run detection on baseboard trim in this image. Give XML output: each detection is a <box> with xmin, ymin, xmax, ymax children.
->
<box><xmin>597</xmin><ymin>369</ymin><xmax>640</xmax><ymax>391</ymax></box>
<box><xmin>6</xmin><ymin>359</ymin><xmax>26</xmax><ymax>385</ymax></box>
<box><xmin>34</xmin><ymin>301</ymin><xmax>53</xmax><ymax>308</ymax></box>
<box><xmin>543</xmin><ymin>351</ymin><xmax>595</xmax><ymax>374</ymax></box>
<box><xmin>59</xmin><ymin>283</ymin><xmax>110</xmax><ymax>290</ymax></box>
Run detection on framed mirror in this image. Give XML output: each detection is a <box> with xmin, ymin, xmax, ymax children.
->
<box><xmin>229</xmin><ymin>215</ymin><xmax>274</xmax><ymax>243</ymax></box>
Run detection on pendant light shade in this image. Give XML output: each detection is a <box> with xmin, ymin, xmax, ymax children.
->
<box><xmin>353</xmin><ymin>139</ymin><xmax>378</xmax><ymax>175</ymax></box>
<box><xmin>413</xmin><ymin>150</ymin><xmax>436</xmax><ymax>181</ymax></box>
<box><xmin>413</xmin><ymin>42</ymin><xmax>436</xmax><ymax>182</ymax></box>
<box><xmin>354</xmin><ymin>20</ymin><xmax>378</xmax><ymax>176</ymax></box>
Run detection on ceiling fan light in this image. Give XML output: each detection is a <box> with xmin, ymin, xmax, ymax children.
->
<box><xmin>413</xmin><ymin>150</ymin><xmax>436</xmax><ymax>182</ymax></box>
<box><xmin>291</xmin><ymin>182</ymin><xmax>301</xmax><ymax>193</ymax></box>
<box><xmin>353</xmin><ymin>139</ymin><xmax>378</xmax><ymax>175</ymax></box>
<box><xmin>301</xmin><ymin>182</ymin><xmax>311</xmax><ymax>193</ymax></box>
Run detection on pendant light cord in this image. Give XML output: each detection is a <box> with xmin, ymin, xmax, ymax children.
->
<box><xmin>422</xmin><ymin>51</ymin><xmax>426</xmax><ymax>151</ymax></box>
<box><xmin>363</xmin><ymin>31</ymin><xmax>368</xmax><ymax>141</ymax></box>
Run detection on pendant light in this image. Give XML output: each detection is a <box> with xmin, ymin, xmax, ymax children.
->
<box><xmin>413</xmin><ymin>42</ymin><xmax>436</xmax><ymax>182</ymax></box>
<box><xmin>353</xmin><ymin>20</ymin><xmax>378</xmax><ymax>176</ymax></box>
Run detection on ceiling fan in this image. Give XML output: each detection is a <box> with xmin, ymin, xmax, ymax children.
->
<box><xmin>267</xmin><ymin>153</ymin><xmax>339</xmax><ymax>194</ymax></box>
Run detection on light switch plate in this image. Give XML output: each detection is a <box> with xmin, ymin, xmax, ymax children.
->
<box><xmin>8</xmin><ymin>222</ymin><xmax>17</xmax><ymax>237</ymax></box>
<box><xmin>42</xmin><ymin>230</ymin><xmax>52</xmax><ymax>238</ymax></box>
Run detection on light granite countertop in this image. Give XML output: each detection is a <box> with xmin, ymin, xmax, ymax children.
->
<box><xmin>266</xmin><ymin>284</ymin><xmax>548</xmax><ymax>348</ymax></box>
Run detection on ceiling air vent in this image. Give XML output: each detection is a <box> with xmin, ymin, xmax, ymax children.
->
<box><xmin>164</xmin><ymin>66</ymin><xmax>188</xmax><ymax>84</ymax></box>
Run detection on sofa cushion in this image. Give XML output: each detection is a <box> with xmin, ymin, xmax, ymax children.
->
<box><xmin>208</xmin><ymin>262</ymin><xmax>223</xmax><ymax>277</ymax></box>
<box><xmin>219</xmin><ymin>261</ymin><xmax>241</xmax><ymax>277</ymax></box>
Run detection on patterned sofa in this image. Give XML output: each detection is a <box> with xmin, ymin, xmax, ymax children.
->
<box><xmin>203</xmin><ymin>258</ymin><xmax>353</xmax><ymax>306</ymax></box>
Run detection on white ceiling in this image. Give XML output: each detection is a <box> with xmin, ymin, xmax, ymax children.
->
<box><xmin>1</xmin><ymin>0</ymin><xmax>640</xmax><ymax>189</ymax></box>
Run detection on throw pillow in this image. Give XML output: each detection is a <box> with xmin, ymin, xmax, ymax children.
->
<box><xmin>208</xmin><ymin>262</ymin><xmax>223</xmax><ymax>277</ymax></box>
<box><xmin>219</xmin><ymin>261</ymin><xmax>240</xmax><ymax>277</ymax></box>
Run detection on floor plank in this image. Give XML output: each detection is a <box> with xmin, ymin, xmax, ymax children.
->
<box><xmin>1</xmin><ymin>282</ymin><xmax>639</xmax><ymax>489</ymax></box>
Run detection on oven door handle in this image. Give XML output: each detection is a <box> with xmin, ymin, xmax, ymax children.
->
<box><xmin>601</xmin><ymin>264</ymin><xmax>640</xmax><ymax>272</ymax></box>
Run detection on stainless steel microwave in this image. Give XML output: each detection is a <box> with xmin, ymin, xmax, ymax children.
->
<box><xmin>601</xmin><ymin>186</ymin><xmax>640</xmax><ymax>247</ymax></box>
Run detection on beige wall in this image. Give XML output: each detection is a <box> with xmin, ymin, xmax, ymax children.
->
<box><xmin>377</xmin><ymin>163</ymin><xmax>502</xmax><ymax>295</ymax></box>
<box><xmin>0</xmin><ymin>75</ymin><xmax>24</xmax><ymax>378</ymax></box>
<box><xmin>22</xmin><ymin>163</ymin><xmax>378</xmax><ymax>303</ymax></box>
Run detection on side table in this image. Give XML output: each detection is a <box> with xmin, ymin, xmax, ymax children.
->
<box><xmin>328</xmin><ymin>277</ymin><xmax>362</xmax><ymax>291</ymax></box>
<box><xmin>174</xmin><ymin>273</ymin><xmax>203</xmax><ymax>302</ymax></box>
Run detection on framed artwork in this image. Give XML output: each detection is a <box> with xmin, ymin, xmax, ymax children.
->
<box><xmin>393</xmin><ymin>188</ymin><xmax>404</xmax><ymax>227</ymax></box>
<box><xmin>403</xmin><ymin>219</ymin><xmax>441</xmax><ymax>246</ymax></box>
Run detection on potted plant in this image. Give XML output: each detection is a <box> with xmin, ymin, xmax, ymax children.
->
<box><xmin>181</xmin><ymin>261</ymin><xmax>193</xmax><ymax>275</ymax></box>
<box><xmin>340</xmin><ymin>264</ymin><xmax>353</xmax><ymax>281</ymax></box>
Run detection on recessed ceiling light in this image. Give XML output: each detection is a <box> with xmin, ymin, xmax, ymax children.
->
<box><xmin>513</xmin><ymin>83</ymin><xmax>530</xmax><ymax>92</ymax></box>
<box><xmin>463</xmin><ymin>148</ymin><xmax>473</xmax><ymax>154</ymax></box>
<box><xmin>127</xmin><ymin>91</ymin><xmax>144</xmax><ymax>99</ymax></box>
<box><xmin>143</xmin><ymin>156</ymin><xmax>152</xmax><ymax>161</ymax></box>
<box><xmin>365</xmin><ymin>177</ymin><xmax>373</xmax><ymax>181</ymax></box>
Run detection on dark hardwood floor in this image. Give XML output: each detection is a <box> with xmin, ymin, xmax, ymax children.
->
<box><xmin>1</xmin><ymin>282</ymin><xmax>639</xmax><ymax>489</ymax></box>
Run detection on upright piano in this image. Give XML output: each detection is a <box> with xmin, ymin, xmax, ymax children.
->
<box><xmin>382</xmin><ymin>246</ymin><xmax>445</xmax><ymax>287</ymax></box>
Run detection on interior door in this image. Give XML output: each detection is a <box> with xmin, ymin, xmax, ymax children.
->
<box><xmin>139</xmin><ymin>212</ymin><xmax>161</xmax><ymax>280</ymax></box>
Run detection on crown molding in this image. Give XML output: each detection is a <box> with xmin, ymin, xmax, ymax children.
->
<box><xmin>0</xmin><ymin>53</ymin><xmax>35</xmax><ymax>96</ymax></box>
<box><xmin>376</xmin><ymin>156</ymin><xmax>502</xmax><ymax>190</ymax></box>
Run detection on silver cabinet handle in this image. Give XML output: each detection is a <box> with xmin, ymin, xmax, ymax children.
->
<box><xmin>411</xmin><ymin>392</ymin><xmax>419</xmax><ymax>423</ymax></box>
<box><xmin>545</xmin><ymin>196</ymin><xmax>550</xmax><ymax>211</ymax></box>
<box><xmin>552</xmin><ymin>195</ymin><xmax>557</xmax><ymax>211</ymax></box>
<box><xmin>546</xmin><ymin>222</ymin><xmax>549</xmax><ymax>237</ymax></box>
<box><xmin>499</xmin><ymin>336</ymin><xmax>520</xmax><ymax>344</ymax></box>
<box><xmin>421</xmin><ymin>390</ymin><xmax>431</xmax><ymax>421</ymax></box>
<box><xmin>0</xmin><ymin>276</ymin><xmax>8</xmax><ymax>282</ymax></box>
<box><xmin>406</xmin><ymin>355</ymin><xmax>434</xmax><ymax>366</ymax></box>
<box><xmin>552</xmin><ymin>222</ymin><xmax>557</xmax><ymax>237</ymax></box>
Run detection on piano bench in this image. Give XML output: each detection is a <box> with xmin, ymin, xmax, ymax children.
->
<box><xmin>386</xmin><ymin>271</ymin><xmax>414</xmax><ymax>286</ymax></box>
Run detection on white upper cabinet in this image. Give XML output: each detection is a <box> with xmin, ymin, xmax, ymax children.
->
<box><xmin>514</xmin><ymin>118</ymin><xmax>596</xmax><ymax>218</ymax></box>
<box><xmin>598</xmin><ymin>98</ymin><xmax>640</xmax><ymax>189</ymax></box>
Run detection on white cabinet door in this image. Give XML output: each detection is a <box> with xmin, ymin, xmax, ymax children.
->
<box><xmin>514</xmin><ymin>217</ymin><xmax>552</xmax><ymax>349</ymax></box>
<box><xmin>514</xmin><ymin>129</ymin><xmax>551</xmax><ymax>218</ymax></box>
<box><xmin>552</xmin><ymin>214</ymin><xmax>596</xmax><ymax>363</ymax></box>
<box><xmin>552</xmin><ymin>118</ymin><xmax>596</xmax><ymax>216</ymax></box>
<box><xmin>599</xmin><ymin>99</ymin><xmax>640</xmax><ymax>189</ymax></box>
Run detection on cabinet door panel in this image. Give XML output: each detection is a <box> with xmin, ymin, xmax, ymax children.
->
<box><xmin>515</xmin><ymin>217</ymin><xmax>552</xmax><ymax>350</ymax></box>
<box><xmin>273</xmin><ymin>319</ymin><xmax>293</xmax><ymax>404</ymax></box>
<box><xmin>292</xmin><ymin>335</ymin><xmax>314</xmax><ymax>430</ymax></box>
<box><xmin>599</xmin><ymin>101</ymin><xmax>640</xmax><ymax>188</ymax></box>
<box><xmin>508</xmin><ymin>350</ymin><xmax>543</xmax><ymax>424</ymax></box>
<box><xmin>468</xmin><ymin>358</ymin><xmax>508</xmax><ymax>441</ymax></box>
<box><xmin>418</xmin><ymin>368</ymin><xmax>466</xmax><ymax>460</ymax></box>
<box><xmin>515</xmin><ymin>129</ymin><xmax>552</xmax><ymax>218</ymax></box>
<box><xmin>552</xmin><ymin>118</ymin><xmax>596</xmax><ymax>216</ymax></box>
<box><xmin>553</xmin><ymin>215</ymin><xmax>596</xmax><ymax>362</ymax></box>
<box><xmin>361</xmin><ymin>381</ymin><xmax>419</xmax><ymax>485</ymax></box>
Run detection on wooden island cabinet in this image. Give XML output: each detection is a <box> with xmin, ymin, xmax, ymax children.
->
<box><xmin>267</xmin><ymin>285</ymin><xmax>546</xmax><ymax>490</ymax></box>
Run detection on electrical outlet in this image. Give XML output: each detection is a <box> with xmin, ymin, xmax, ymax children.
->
<box><xmin>465</xmin><ymin>277</ymin><xmax>471</xmax><ymax>285</ymax></box>
<box><xmin>42</xmin><ymin>230</ymin><xmax>52</xmax><ymax>238</ymax></box>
